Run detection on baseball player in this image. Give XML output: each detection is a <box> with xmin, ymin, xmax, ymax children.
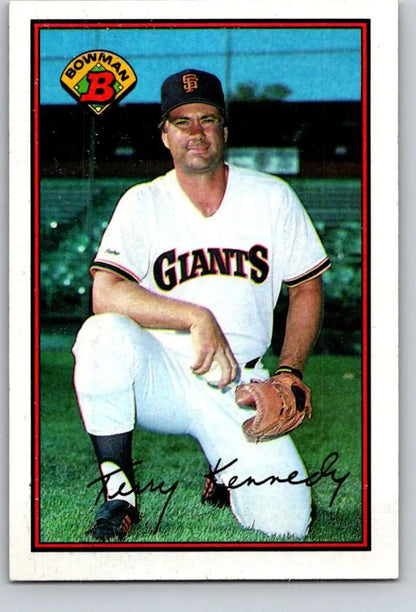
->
<box><xmin>72</xmin><ymin>68</ymin><xmax>330</xmax><ymax>541</ymax></box>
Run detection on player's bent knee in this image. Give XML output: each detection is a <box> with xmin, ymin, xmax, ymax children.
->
<box><xmin>73</xmin><ymin>313</ymin><xmax>147</xmax><ymax>358</ymax></box>
<box><xmin>72</xmin><ymin>314</ymin><xmax>148</xmax><ymax>391</ymax></box>
<box><xmin>229</xmin><ymin>480</ymin><xmax>312</xmax><ymax>539</ymax></box>
<box><xmin>75</xmin><ymin>313</ymin><xmax>140</xmax><ymax>342</ymax></box>
<box><xmin>232</xmin><ymin>499</ymin><xmax>311</xmax><ymax>539</ymax></box>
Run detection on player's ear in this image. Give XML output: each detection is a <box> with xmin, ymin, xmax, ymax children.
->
<box><xmin>161</xmin><ymin>129</ymin><xmax>170</xmax><ymax>150</ymax></box>
<box><xmin>224</xmin><ymin>126</ymin><xmax>228</xmax><ymax>144</ymax></box>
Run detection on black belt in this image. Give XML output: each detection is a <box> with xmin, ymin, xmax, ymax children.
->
<box><xmin>245</xmin><ymin>357</ymin><xmax>260</xmax><ymax>369</ymax></box>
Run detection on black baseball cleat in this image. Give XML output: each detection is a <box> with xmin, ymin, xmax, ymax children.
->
<box><xmin>86</xmin><ymin>500</ymin><xmax>140</xmax><ymax>541</ymax></box>
<box><xmin>201</xmin><ymin>475</ymin><xmax>230</xmax><ymax>508</ymax></box>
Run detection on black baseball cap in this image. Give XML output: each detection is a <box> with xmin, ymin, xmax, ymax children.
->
<box><xmin>160</xmin><ymin>69</ymin><xmax>226</xmax><ymax>120</ymax></box>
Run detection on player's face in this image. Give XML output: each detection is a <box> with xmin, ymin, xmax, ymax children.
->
<box><xmin>161</xmin><ymin>103</ymin><xmax>228</xmax><ymax>175</ymax></box>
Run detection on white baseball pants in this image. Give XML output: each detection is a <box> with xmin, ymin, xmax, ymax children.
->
<box><xmin>72</xmin><ymin>313</ymin><xmax>312</xmax><ymax>538</ymax></box>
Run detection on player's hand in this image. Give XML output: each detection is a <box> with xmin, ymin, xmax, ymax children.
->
<box><xmin>189</xmin><ymin>307</ymin><xmax>238</xmax><ymax>389</ymax></box>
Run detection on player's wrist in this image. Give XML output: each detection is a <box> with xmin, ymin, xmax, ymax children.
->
<box><xmin>272</xmin><ymin>364</ymin><xmax>303</xmax><ymax>380</ymax></box>
<box><xmin>188</xmin><ymin>305</ymin><xmax>211</xmax><ymax>327</ymax></box>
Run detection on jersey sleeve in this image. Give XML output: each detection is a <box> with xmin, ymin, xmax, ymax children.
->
<box><xmin>280</xmin><ymin>183</ymin><xmax>331</xmax><ymax>287</ymax></box>
<box><xmin>90</xmin><ymin>187</ymin><xmax>151</xmax><ymax>283</ymax></box>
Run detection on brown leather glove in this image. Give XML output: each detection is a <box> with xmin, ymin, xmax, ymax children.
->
<box><xmin>235</xmin><ymin>371</ymin><xmax>312</xmax><ymax>443</ymax></box>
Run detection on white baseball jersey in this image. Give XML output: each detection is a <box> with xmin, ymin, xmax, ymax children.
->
<box><xmin>91</xmin><ymin>164</ymin><xmax>330</xmax><ymax>365</ymax></box>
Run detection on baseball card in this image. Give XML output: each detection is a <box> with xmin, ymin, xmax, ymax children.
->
<box><xmin>9</xmin><ymin>0</ymin><xmax>398</xmax><ymax>581</ymax></box>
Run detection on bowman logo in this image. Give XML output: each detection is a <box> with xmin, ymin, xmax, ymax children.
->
<box><xmin>60</xmin><ymin>50</ymin><xmax>137</xmax><ymax>115</ymax></box>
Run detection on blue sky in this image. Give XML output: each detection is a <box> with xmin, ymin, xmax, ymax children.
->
<box><xmin>40</xmin><ymin>27</ymin><xmax>362</xmax><ymax>104</ymax></box>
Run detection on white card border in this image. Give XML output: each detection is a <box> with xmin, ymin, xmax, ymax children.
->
<box><xmin>9</xmin><ymin>0</ymin><xmax>399</xmax><ymax>582</ymax></box>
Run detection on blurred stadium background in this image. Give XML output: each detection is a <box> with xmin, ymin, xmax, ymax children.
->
<box><xmin>39</xmin><ymin>27</ymin><xmax>363</xmax><ymax>356</ymax></box>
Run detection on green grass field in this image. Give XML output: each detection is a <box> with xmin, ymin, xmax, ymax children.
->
<box><xmin>40</xmin><ymin>350</ymin><xmax>363</xmax><ymax>544</ymax></box>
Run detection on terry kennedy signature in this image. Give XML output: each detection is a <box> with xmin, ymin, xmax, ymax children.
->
<box><xmin>86</xmin><ymin>452</ymin><xmax>350</xmax><ymax>535</ymax></box>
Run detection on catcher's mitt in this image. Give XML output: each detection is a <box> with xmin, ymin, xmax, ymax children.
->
<box><xmin>235</xmin><ymin>370</ymin><xmax>312</xmax><ymax>443</ymax></box>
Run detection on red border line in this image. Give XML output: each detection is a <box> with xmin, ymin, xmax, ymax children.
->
<box><xmin>33</xmin><ymin>21</ymin><xmax>368</xmax><ymax>29</ymax></box>
<box><xmin>361</xmin><ymin>23</ymin><xmax>369</xmax><ymax>548</ymax></box>
<box><xmin>33</xmin><ymin>541</ymin><xmax>369</xmax><ymax>551</ymax></box>
<box><xmin>32</xmin><ymin>19</ymin><xmax>370</xmax><ymax>552</ymax></box>
<box><xmin>32</xmin><ymin>22</ymin><xmax>41</xmax><ymax>551</ymax></box>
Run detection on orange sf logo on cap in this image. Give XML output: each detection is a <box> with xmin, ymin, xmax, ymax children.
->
<box><xmin>182</xmin><ymin>73</ymin><xmax>199</xmax><ymax>93</ymax></box>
